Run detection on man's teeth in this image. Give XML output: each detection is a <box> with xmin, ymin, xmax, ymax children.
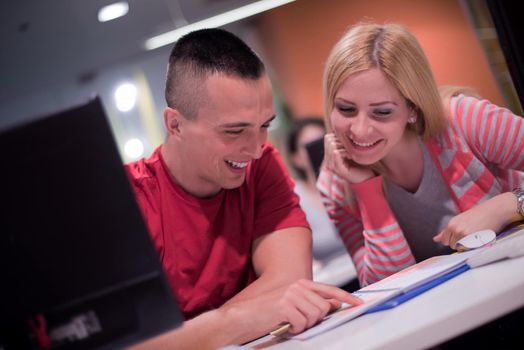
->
<box><xmin>226</xmin><ymin>160</ymin><xmax>248</xmax><ymax>169</ymax></box>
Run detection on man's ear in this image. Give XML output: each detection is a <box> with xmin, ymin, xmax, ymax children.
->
<box><xmin>164</xmin><ymin>107</ymin><xmax>182</xmax><ymax>136</ymax></box>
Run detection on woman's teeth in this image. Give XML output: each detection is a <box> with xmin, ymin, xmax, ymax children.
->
<box><xmin>351</xmin><ymin>139</ymin><xmax>378</xmax><ymax>147</ymax></box>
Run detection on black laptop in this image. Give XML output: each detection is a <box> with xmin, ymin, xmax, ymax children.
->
<box><xmin>0</xmin><ymin>97</ymin><xmax>182</xmax><ymax>350</ymax></box>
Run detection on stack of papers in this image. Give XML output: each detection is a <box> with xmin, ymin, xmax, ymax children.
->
<box><xmin>278</xmin><ymin>228</ymin><xmax>524</xmax><ymax>341</ymax></box>
<box><xmin>359</xmin><ymin>249</ymin><xmax>478</xmax><ymax>293</ymax></box>
<box><xmin>285</xmin><ymin>250</ymin><xmax>477</xmax><ymax>340</ymax></box>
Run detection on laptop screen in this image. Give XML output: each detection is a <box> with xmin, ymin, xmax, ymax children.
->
<box><xmin>0</xmin><ymin>97</ymin><xmax>182</xmax><ymax>350</ymax></box>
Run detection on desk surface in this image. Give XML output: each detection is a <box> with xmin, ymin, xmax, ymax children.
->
<box><xmin>242</xmin><ymin>255</ymin><xmax>524</xmax><ymax>350</ymax></box>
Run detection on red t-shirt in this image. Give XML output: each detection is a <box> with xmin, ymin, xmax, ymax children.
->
<box><xmin>125</xmin><ymin>143</ymin><xmax>309</xmax><ymax>319</ymax></box>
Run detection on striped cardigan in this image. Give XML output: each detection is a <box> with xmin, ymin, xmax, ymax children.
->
<box><xmin>318</xmin><ymin>95</ymin><xmax>524</xmax><ymax>286</ymax></box>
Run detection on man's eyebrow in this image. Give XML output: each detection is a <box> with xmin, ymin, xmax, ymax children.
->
<box><xmin>219</xmin><ymin>115</ymin><xmax>276</xmax><ymax>128</ymax></box>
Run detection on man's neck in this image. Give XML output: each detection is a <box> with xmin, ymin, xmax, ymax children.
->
<box><xmin>160</xmin><ymin>143</ymin><xmax>221</xmax><ymax>198</ymax></box>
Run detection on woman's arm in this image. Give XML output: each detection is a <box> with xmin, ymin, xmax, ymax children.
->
<box><xmin>317</xmin><ymin>169</ymin><xmax>415</xmax><ymax>286</ymax></box>
<box><xmin>434</xmin><ymin>95</ymin><xmax>524</xmax><ymax>247</ymax></box>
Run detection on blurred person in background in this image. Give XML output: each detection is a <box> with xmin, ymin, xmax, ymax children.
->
<box><xmin>287</xmin><ymin>117</ymin><xmax>358</xmax><ymax>291</ymax></box>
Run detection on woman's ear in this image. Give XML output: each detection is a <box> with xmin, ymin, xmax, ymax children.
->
<box><xmin>164</xmin><ymin>107</ymin><xmax>181</xmax><ymax>136</ymax></box>
<box><xmin>407</xmin><ymin>108</ymin><xmax>418</xmax><ymax>124</ymax></box>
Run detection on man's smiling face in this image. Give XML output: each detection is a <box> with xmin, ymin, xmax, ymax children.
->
<box><xmin>173</xmin><ymin>73</ymin><xmax>275</xmax><ymax>197</ymax></box>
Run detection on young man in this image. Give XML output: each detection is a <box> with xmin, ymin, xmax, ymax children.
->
<box><xmin>125</xmin><ymin>29</ymin><xmax>360</xmax><ymax>348</ymax></box>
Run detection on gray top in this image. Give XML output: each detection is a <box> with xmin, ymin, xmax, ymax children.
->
<box><xmin>384</xmin><ymin>139</ymin><xmax>455</xmax><ymax>262</ymax></box>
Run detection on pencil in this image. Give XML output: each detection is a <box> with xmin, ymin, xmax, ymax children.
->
<box><xmin>269</xmin><ymin>304</ymin><xmax>345</xmax><ymax>337</ymax></box>
<box><xmin>270</xmin><ymin>323</ymin><xmax>291</xmax><ymax>337</ymax></box>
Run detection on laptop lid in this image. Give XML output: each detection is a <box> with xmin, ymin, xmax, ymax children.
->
<box><xmin>0</xmin><ymin>97</ymin><xmax>182</xmax><ymax>350</ymax></box>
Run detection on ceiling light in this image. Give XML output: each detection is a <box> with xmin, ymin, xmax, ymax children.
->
<box><xmin>114</xmin><ymin>82</ymin><xmax>137</xmax><ymax>112</ymax></box>
<box><xmin>145</xmin><ymin>0</ymin><xmax>295</xmax><ymax>51</ymax></box>
<box><xmin>124</xmin><ymin>138</ymin><xmax>144</xmax><ymax>159</ymax></box>
<box><xmin>98</xmin><ymin>1</ymin><xmax>129</xmax><ymax>23</ymax></box>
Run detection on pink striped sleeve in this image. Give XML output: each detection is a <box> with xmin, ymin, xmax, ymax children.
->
<box><xmin>451</xmin><ymin>95</ymin><xmax>524</xmax><ymax>170</ymax></box>
<box><xmin>317</xmin><ymin>170</ymin><xmax>415</xmax><ymax>286</ymax></box>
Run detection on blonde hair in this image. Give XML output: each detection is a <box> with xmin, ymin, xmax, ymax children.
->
<box><xmin>323</xmin><ymin>22</ymin><xmax>448</xmax><ymax>140</ymax></box>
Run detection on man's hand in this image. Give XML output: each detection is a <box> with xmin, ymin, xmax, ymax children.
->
<box><xmin>266</xmin><ymin>279</ymin><xmax>362</xmax><ymax>334</ymax></box>
<box><xmin>221</xmin><ymin>226</ymin><xmax>361</xmax><ymax>343</ymax></box>
<box><xmin>223</xmin><ymin>279</ymin><xmax>362</xmax><ymax>339</ymax></box>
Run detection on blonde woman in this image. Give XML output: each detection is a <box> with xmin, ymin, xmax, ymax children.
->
<box><xmin>318</xmin><ymin>22</ymin><xmax>524</xmax><ymax>286</ymax></box>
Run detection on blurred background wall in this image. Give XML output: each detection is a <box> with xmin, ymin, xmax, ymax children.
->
<box><xmin>254</xmin><ymin>0</ymin><xmax>505</xmax><ymax>118</ymax></box>
<box><xmin>1</xmin><ymin>0</ymin><xmax>518</xmax><ymax>163</ymax></box>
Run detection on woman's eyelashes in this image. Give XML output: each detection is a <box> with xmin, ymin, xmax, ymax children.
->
<box><xmin>372</xmin><ymin>108</ymin><xmax>394</xmax><ymax>119</ymax></box>
<box><xmin>336</xmin><ymin>104</ymin><xmax>394</xmax><ymax>120</ymax></box>
<box><xmin>336</xmin><ymin>104</ymin><xmax>357</xmax><ymax>115</ymax></box>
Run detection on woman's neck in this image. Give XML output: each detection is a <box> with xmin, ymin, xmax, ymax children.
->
<box><xmin>382</xmin><ymin>132</ymin><xmax>424</xmax><ymax>193</ymax></box>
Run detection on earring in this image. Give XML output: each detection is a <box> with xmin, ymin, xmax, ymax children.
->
<box><xmin>408</xmin><ymin>117</ymin><xmax>417</xmax><ymax>124</ymax></box>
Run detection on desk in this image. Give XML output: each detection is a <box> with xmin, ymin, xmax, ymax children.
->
<box><xmin>242</xmin><ymin>255</ymin><xmax>524</xmax><ymax>350</ymax></box>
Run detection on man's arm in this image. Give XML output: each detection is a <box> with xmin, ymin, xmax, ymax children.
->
<box><xmin>129</xmin><ymin>278</ymin><xmax>361</xmax><ymax>350</ymax></box>
<box><xmin>218</xmin><ymin>226</ymin><xmax>361</xmax><ymax>340</ymax></box>
<box><xmin>226</xmin><ymin>226</ymin><xmax>313</xmax><ymax>302</ymax></box>
<box><xmin>129</xmin><ymin>228</ymin><xmax>361</xmax><ymax>348</ymax></box>
<box><xmin>128</xmin><ymin>305</ymin><xmax>260</xmax><ymax>350</ymax></box>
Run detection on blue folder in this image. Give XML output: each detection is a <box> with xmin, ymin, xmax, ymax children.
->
<box><xmin>365</xmin><ymin>263</ymin><xmax>470</xmax><ymax>314</ymax></box>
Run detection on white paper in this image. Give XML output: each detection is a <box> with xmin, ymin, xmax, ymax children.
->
<box><xmin>359</xmin><ymin>250</ymin><xmax>479</xmax><ymax>293</ymax></box>
<box><xmin>281</xmin><ymin>249</ymin><xmax>486</xmax><ymax>341</ymax></box>
<box><xmin>286</xmin><ymin>289</ymin><xmax>400</xmax><ymax>340</ymax></box>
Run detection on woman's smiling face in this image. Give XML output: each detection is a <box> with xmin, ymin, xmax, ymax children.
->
<box><xmin>330</xmin><ymin>68</ymin><xmax>414</xmax><ymax>166</ymax></box>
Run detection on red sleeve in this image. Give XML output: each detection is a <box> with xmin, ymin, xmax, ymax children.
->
<box><xmin>251</xmin><ymin>144</ymin><xmax>310</xmax><ymax>239</ymax></box>
<box><xmin>124</xmin><ymin>161</ymin><xmax>165</xmax><ymax>261</ymax></box>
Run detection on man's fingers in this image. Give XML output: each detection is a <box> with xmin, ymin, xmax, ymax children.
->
<box><xmin>291</xmin><ymin>283</ymin><xmax>334</xmax><ymax>327</ymax></box>
<box><xmin>274</xmin><ymin>286</ymin><xmax>331</xmax><ymax>335</ymax></box>
<box><xmin>327</xmin><ymin>298</ymin><xmax>342</xmax><ymax>311</ymax></box>
<box><xmin>271</xmin><ymin>280</ymin><xmax>363</xmax><ymax>336</ymax></box>
<box><xmin>282</xmin><ymin>306</ymin><xmax>308</xmax><ymax>334</ymax></box>
<box><xmin>297</xmin><ymin>279</ymin><xmax>363</xmax><ymax>306</ymax></box>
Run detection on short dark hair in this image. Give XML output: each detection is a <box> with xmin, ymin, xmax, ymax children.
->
<box><xmin>165</xmin><ymin>28</ymin><xmax>265</xmax><ymax>118</ymax></box>
<box><xmin>287</xmin><ymin>117</ymin><xmax>326</xmax><ymax>180</ymax></box>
